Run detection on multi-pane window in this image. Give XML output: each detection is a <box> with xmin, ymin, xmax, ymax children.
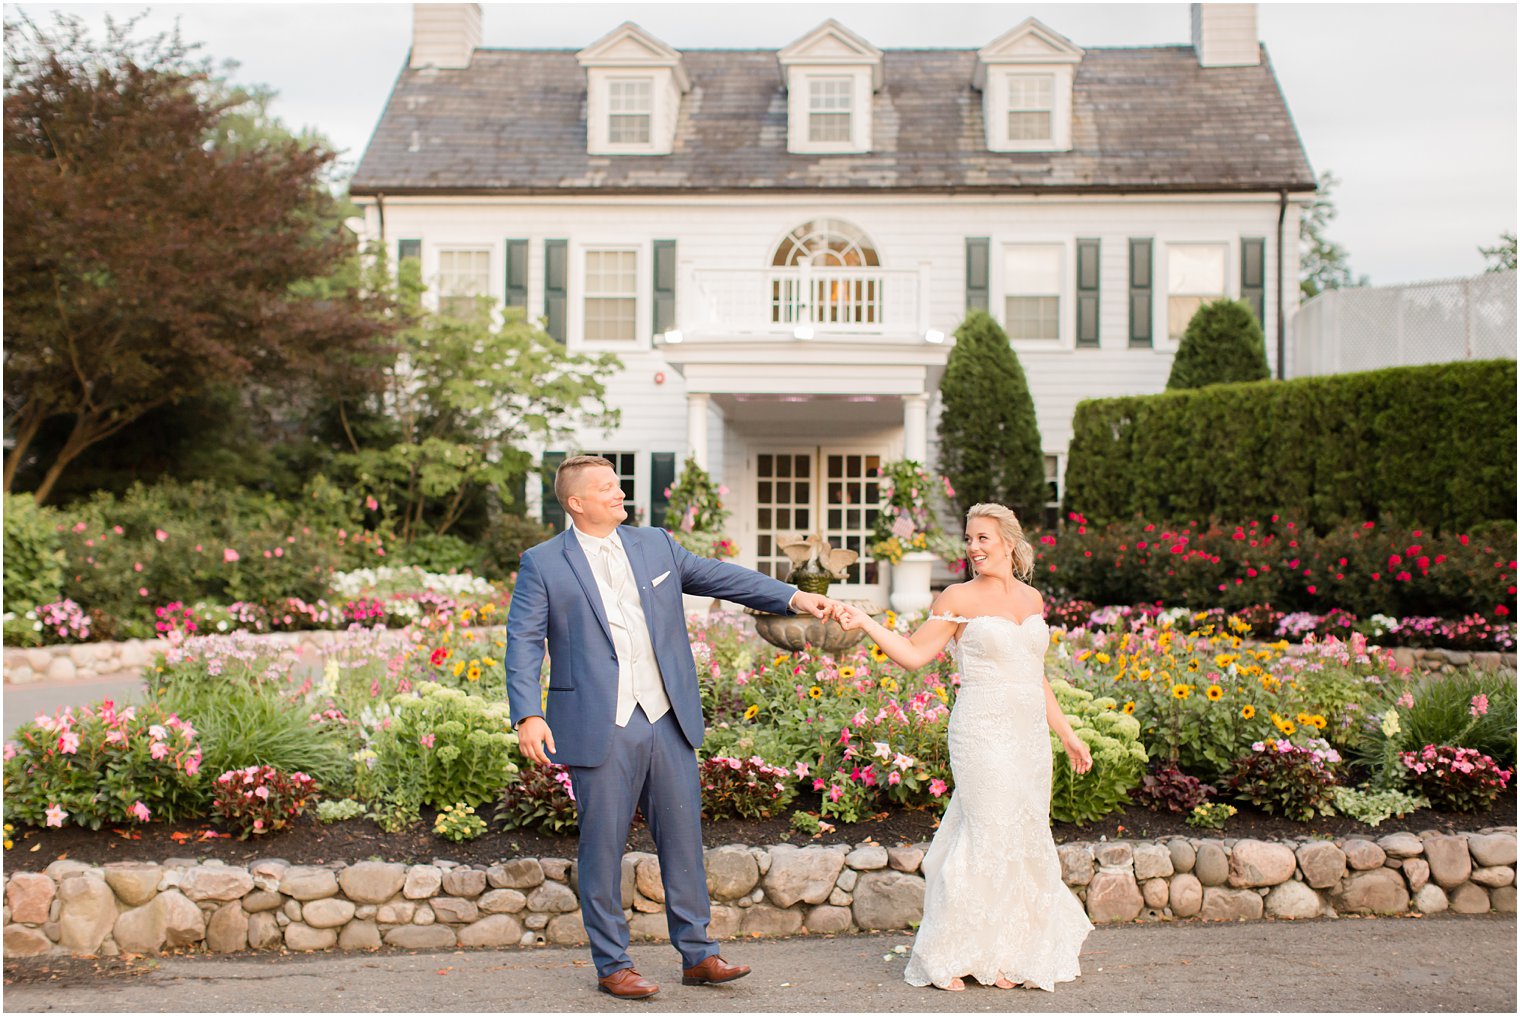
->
<box><xmin>607</xmin><ymin>78</ymin><xmax>652</xmax><ymax>144</ymax></box>
<box><xmin>591</xmin><ymin>451</ymin><xmax>640</xmax><ymax>524</ymax></box>
<box><xmin>1007</xmin><ymin>74</ymin><xmax>1054</xmax><ymax>141</ymax></box>
<box><xmin>1004</xmin><ymin>245</ymin><xmax>1063</xmax><ymax>341</ymax></box>
<box><xmin>584</xmin><ymin>250</ymin><xmax>637</xmax><ymax>342</ymax></box>
<box><xmin>1043</xmin><ymin>454</ymin><xmax>1062</xmax><ymax>531</ymax></box>
<box><xmin>1167</xmin><ymin>244</ymin><xmax>1227</xmax><ymax>340</ymax></box>
<box><xmin>808</xmin><ymin>77</ymin><xmax>853</xmax><ymax>143</ymax></box>
<box><xmin>438</xmin><ymin>250</ymin><xmax>490</xmax><ymax>319</ymax></box>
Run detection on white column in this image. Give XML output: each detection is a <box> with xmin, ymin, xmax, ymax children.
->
<box><xmin>903</xmin><ymin>394</ymin><xmax>929</xmax><ymax>462</ymax></box>
<box><xmin>687</xmin><ymin>393</ymin><xmax>710</xmax><ymax>470</ymax></box>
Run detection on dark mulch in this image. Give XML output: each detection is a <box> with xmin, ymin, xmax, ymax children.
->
<box><xmin>6</xmin><ymin>790</ymin><xmax>1514</xmax><ymax>872</ymax></box>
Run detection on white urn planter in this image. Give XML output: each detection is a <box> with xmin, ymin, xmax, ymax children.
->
<box><xmin>888</xmin><ymin>552</ymin><xmax>937</xmax><ymax>614</ymax></box>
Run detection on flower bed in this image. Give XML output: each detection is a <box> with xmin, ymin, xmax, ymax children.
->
<box><xmin>3</xmin><ymin>826</ymin><xmax>1513</xmax><ymax>959</ymax></box>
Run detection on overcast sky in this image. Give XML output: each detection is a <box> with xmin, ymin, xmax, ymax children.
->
<box><xmin>7</xmin><ymin>2</ymin><xmax>1517</xmax><ymax>285</ymax></box>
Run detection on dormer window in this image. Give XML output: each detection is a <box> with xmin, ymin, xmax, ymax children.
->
<box><xmin>808</xmin><ymin>78</ymin><xmax>853</xmax><ymax>143</ymax></box>
<box><xmin>975</xmin><ymin>18</ymin><xmax>1082</xmax><ymax>153</ymax></box>
<box><xmin>1007</xmin><ymin>74</ymin><xmax>1054</xmax><ymax>142</ymax></box>
<box><xmin>607</xmin><ymin>78</ymin><xmax>653</xmax><ymax>144</ymax></box>
<box><xmin>779</xmin><ymin>20</ymin><xmax>882</xmax><ymax>155</ymax></box>
<box><xmin>578</xmin><ymin>22</ymin><xmax>690</xmax><ymax>156</ymax></box>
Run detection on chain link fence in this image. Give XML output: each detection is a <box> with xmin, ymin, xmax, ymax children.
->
<box><xmin>1286</xmin><ymin>269</ymin><xmax>1516</xmax><ymax>378</ymax></box>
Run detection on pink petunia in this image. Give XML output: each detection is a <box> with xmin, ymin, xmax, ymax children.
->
<box><xmin>887</xmin><ymin>771</ymin><xmax>902</xmax><ymax>786</ymax></box>
<box><xmin>828</xmin><ymin>784</ymin><xmax>843</xmax><ymax>803</ymax></box>
<box><xmin>155</xmin><ymin>529</ymin><xmax>168</xmax><ymax>542</ymax></box>
<box><xmin>223</xmin><ymin>548</ymin><xmax>240</xmax><ymax>563</ymax></box>
<box><xmin>45</xmin><ymin>803</ymin><xmax>67</xmax><ymax>827</ymax></box>
<box><xmin>128</xmin><ymin>800</ymin><xmax>151</xmax><ymax>822</ymax></box>
<box><xmin>57</xmin><ymin>731</ymin><xmax>80</xmax><ymax>755</ymax></box>
<box><xmin>928</xmin><ymin>778</ymin><xmax>948</xmax><ymax>797</ymax></box>
<box><xmin>254</xmin><ymin>785</ymin><xmax>270</xmax><ymax>800</ymax></box>
<box><xmin>150</xmin><ymin>741</ymin><xmax>170</xmax><ymax>760</ymax></box>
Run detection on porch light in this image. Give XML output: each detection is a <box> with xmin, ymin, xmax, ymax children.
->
<box><xmin>793</xmin><ymin>325</ymin><xmax>815</xmax><ymax>340</ymax></box>
<box><xmin>924</xmin><ymin>329</ymin><xmax>946</xmax><ymax>344</ymax></box>
<box><xmin>661</xmin><ymin>329</ymin><xmax>684</xmax><ymax>344</ymax></box>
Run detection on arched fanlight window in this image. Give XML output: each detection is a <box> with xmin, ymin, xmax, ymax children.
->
<box><xmin>771</xmin><ymin>219</ymin><xmax>881</xmax><ymax>268</ymax></box>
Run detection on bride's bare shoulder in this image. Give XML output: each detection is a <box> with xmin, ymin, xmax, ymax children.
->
<box><xmin>929</xmin><ymin>583</ymin><xmax>977</xmax><ymax>618</ymax></box>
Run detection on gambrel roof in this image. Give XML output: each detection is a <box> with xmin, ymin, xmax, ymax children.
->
<box><xmin>350</xmin><ymin>45</ymin><xmax>1316</xmax><ymax>196</ymax></box>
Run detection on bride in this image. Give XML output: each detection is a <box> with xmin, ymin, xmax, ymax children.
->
<box><xmin>834</xmin><ymin>502</ymin><xmax>1094</xmax><ymax>991</ymax></box>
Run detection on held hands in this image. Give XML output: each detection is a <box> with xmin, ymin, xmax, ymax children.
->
<box><xmin>1061</xmin><ymin>734</ymin><xmax>1093</xmax><ymax>774</ymax></box>
<box><xmin>789</xmin><ymin>591</ymin><xmax>839</xmax><ymax>620</ymax></box>
<box><xmin>832</xmin><ymin>602</ymin><xmax>870</xmax><ymax>631</ymax></box>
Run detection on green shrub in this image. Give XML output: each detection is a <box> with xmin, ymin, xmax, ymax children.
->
<box><xmin>936</xmin><ymin>310</ymin><xmax>1047</xmax><ymax>522</ymax></box>
<box><xmin>1228</xmin><ymin>738</ymin><xmax>1341</xmax><ymax>821</ymax></box>
<box><xmin>1165</xmin><ymin>298</ymin><xmax>1270</xmax><ymax>390</ymax></box>
<box><xmin>1397</xmin><ymin>670</ymin><xmax>1516</xmax><ymax>768</ymax></box>
<box><xmin>3</xmin><ymin>493</ymin><xmax>65</xmax><ymax>617</ymax></box>
<box><xmin>1328</xmin><ymin>785</ymin><xmax>1429</xmax><ymax>827</ymax></box>
<box><xmin>396</xmin><ymin>532</ymin><xmax>479</xmax><ymax>574</ymax></box>
<box><xmin>495</xmin><ymin>763</ymin><xmax>579</xmax><ymax>834</ymax></box>
<box><xmin>1048</xmin><ymin>681</ymin><xmax>1148</xmax><ymax>825</ymax></box>
<box><xmin>1065</xmin><ymin>360</ymin><xmax>1517</xmax><ymax>532</ymax></box>
<box><xmin>476</xmin><ymin>512</ymin><xmax>554</xmax><ymax>579</ymax></box>
<box><xmin>316</xmin><ymin>798</ymin><xmax>367</xmax><ymax>823</ymax></box>
<box><xmin>360</xmin><ymin>683</ymin><xmax>518</xmax><ymax>811</ymax></box>
<box><xmin>433</xmin><ymin>803</ymin><xmax>488</xmax><ymax>842</ymax></box>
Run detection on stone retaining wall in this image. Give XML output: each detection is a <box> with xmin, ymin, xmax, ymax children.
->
<box><xmin>5</xmin><ymin>628</ymin><xmax>1513</xmax><ymax>685</ymax></box>
<box><xmin>4</xmin><ymin>828</ymin><xmax>1513</xmax><ymax>959</ymax></box>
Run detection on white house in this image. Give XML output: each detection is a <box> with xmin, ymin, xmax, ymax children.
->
<box><xmin>350</xmin><ymin>3</ymin><xmax>1316</xmax><ymax>603</ymax></box>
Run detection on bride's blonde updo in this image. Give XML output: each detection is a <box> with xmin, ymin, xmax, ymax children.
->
<box><xmin>965</xmin><ymin>503</ymin><xmax>1035</xmax><ymax>580</ymax></box>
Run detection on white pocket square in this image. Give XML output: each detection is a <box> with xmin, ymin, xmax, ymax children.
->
<box><xmin>652</xmin><ymin>570</ymin><xmax>672</xmax><ymax>588</ymax></box>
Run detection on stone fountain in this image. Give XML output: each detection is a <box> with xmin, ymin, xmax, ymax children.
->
<box><xmin>746</xmin><ymin>533</ymin><xmax>881</xmax><ymax>654</ymax></box>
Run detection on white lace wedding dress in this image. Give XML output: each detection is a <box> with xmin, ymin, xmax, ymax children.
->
<box><xmin>903</xmin><ymin>613</ymin><xmax>1094</xmax><ymax>991</ymax></box>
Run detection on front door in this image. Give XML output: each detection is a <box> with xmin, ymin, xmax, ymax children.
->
<box><xmin>753</xmin><ymin>447</ymin><xmax>884</xmax><ymax>598</ymax></box>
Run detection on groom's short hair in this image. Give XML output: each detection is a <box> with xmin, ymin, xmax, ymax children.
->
<box><xmin>554</xmin><ymin>454</ymin><xmax>616</xmax><ymax>508</ymax></box>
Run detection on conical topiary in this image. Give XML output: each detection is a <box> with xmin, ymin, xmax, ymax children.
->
<box><xmin>935</xmin><ymin>310</ymin><xmax>1047</xmax><ymax>525</ymax></box>
<box><xmin>1166</xmin><ymin>298</ymin><xmax>1271</xmax><ymax>390</ymax></box>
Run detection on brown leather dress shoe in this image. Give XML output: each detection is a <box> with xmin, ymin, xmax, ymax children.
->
<box><xmin>681</xmin><ymin>954</ymin><xmax>751</xmax><ymax>986</ymax></box>
<box><xmin>598</xmin><ymin>968</ymin><xmax>659</xmax><ymax>999</ymax></box>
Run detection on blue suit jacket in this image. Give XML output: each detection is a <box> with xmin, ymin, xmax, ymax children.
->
<box><xmin>505</xmin><ymin>525</ymin><xmax>796</xmax><ymax>768</ymax></box>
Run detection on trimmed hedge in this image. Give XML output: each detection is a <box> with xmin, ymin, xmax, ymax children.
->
<box><xmin>1064</xmin><ymin>360</ymin><xmax>1517</xmax><ymax>531</ymax></box>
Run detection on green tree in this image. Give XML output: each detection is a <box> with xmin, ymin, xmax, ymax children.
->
<box><xmin>1165</xmin><ymin>299</ymin><xmax>1271</xmax><ymax>390</ymax></box>
<box><xmin>333</xmin><ymin>260</ymin><xmax>622</xmax><ymax>543</ymax></box>
<box><xmin>2</xmin><ymin>13</ymin><xmax>390</xmax><ymax>503</ymax></box>
<box><xmin>1479</xmin><ymin>231</ymin><xmax>1517</xmax><ymax>273</ymax></box>
<box><xmin>1300</xmin><ymin>170</ymin><xmax>1369</xmax><ymax>299</ymax></box>
<box><xmin>935</xmin><ymin>311</ymin><xmax>1047</xmax><ymax>524</ymax></box>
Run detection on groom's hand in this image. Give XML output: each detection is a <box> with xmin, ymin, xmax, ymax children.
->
<box><xmin>516</xmin><ymin>716</ymin><xmax>557</xmax><ymax>766</ymax></box>
<box><xmin>789</xmin><ymin>591</ymin><xmax>834</xmax><ymax>619</ymax></box>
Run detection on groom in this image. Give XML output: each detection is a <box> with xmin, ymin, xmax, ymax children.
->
<box><xmin>506</xmin><ymin>455</ymin><xmax>837</xmax><ymax>999</ymax></box>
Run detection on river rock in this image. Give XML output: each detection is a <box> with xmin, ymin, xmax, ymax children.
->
<box><xmin>102</xmin><ymin>864</ymin><xmax>161</xmax><ymax>908</ymax></box>
<box><xmin>1085</xmin><ymin>870</ymin><xmax>1143</xmax><ymax>923</ymax></box>
<box><xmin>6</xmin><ymin>872</ymin><xmax>56</xmax><ymax>924</ymax></box>
<box><xmin>548</xmin><ymin>912</ymin><xmax>589</xmax><ymax>945</ymax></box>
<box><xmin>57</xmin><ymin>875</ymin><xmax>118</xmax><ymax>953</ymax></box>
<box><xmin>1194</xmin><ymin>843</ymin><xmax>1229</xmax><ymax>886</ymax></box>
<box><xmin>383</xmin><ymin>924</ymin><xmax>456</xmax><ymax>949</ymax></box>
<box><xmin>158</xmin><ymin>890</ymin><xmax>206</xmax><ymax>948</ymax></box>
<box><xmin>1448</xmin><ymin>883</ymin><xmax>1491</xmax><ymax>914</ymax></box>
<box><xmin>1491</xmin><ymin>886</ymin><xmax>1516</xmax><ymax>913</ymax></box>
<box><xmin>1411</xmin><ymin>884</ymin><xmax>1448</xmax><ymax>914</ymax></box>
<box><xmin>540</xmin><ymin>858</ymin><xmax>571</xmax><ymax>881</ymax></box>
<box><xmin>479</xmin><ymin>889</ymin><xmax>527</xmax><ymax>914</ymax></box>
<box><xmin>1168</xmin><ymin>839</ymin><xmax>1196</xmax><ymax>874</ymax></box>
<box><xmin>1423</xmin><ymin>836</ymin><xmax>1472</xmax><ymax>889</ymax></box>
<box><xmin>1375</xmin><ymin>832</ymin><xmax>1423</xmax><ymax>859</ymax></box>
<box><xmin>707</xmin><ymin>905</ymin><xmax>744</xmax><ymax>940</ymax></box>
<box><xmin>1467</xmin><ymin>833</ymin><xmax>1518</xmax><ymax>868</ymax></box>
<box><xmin>404</xmin><ymin>865</ymin><xmax>443</xmax><ymax>899</ymax></box>
<box><xmin>113</xmin><ymin>903</ymin><xmax>167</xmax><ymax>954</ymax></box>
<box><xmin>4</xmin><ymin>925</ymin><xmax>53</xmax><ymax>956</ymax></box>
<box><xmin>1057</xmin><ymin>843</ymin><xmax>1095</xmax><ymax>886</ymax></box>
<box><xmin>742</xmin><ymin>904</ymin><xmax>804</xmax><ymax>937</ymax></box>
<box><xmin>377</xmin><ymin>901</ymin><xmax>416</xmax><ymax>925</ymax></box>
<box><xmin>430</xmin><ymin>898</ymin><xmax>479</xmax><ymax>923</ymax></box>
<box><xmin>1472</xmin><ymin>866</ymin><xmax>1515</xmax><ymax>888</ymax></box>
<box><xmin>206</xmin><ymin>902</ymin><xmax>249</xmax><ymax>953</ymax></box>
<box><xmin>1295</xmin><ymin>842</ymin><xmax>1347</xmax><ymax>889</ymax></box>
<box><xmin>441</xmin><ymin>868</ymin><xmax>486</xmax><ymax>898</ymax></box>
<box><xmin>459</xmin><ymin>914</ymin><xmax>524</xmax><ymax>947</ymax></box>
<box><xmin>851</xmin><ymin>870</ymin><xmax>925</xmax><ymax>930</ymax></box>
<box><xmin>339</xmin><ymin>920</ymin><xmax>382</xmax><ymax>950</ymax></box>
<box><xmin>846</xmin><ymin>845</ymin><xmax>889</xmax><ymax>871</ymax></box>
<box><xmin>1141</xmin><ymin>878</ymin><xmax>1169</xmax><ymax>910</ymax></box>
<box><xmin>1095</xmin><ymin>841</ymin><xmax>1134</xmax><ymax>869</ymax></box>
<box><xmin>1331</xmin><ymin>868</ymin><xmax>1409</xmax><ymax>914</ymax></box>
<box><xmin>302</xmin><ymin>898</ymin><xmax>357</xmax><ymax>928</ymax></box>
<box><xmin>339</xmin><ymin>862</ymin><xmax>407</xmax><ymax>904</ymax></box>
<box><xmin>284</xmin><ymin>923</ymin><xmax>337</xmax><ymax>951</ymax></box>
<box><xmin>627</xmin><ymin>911</ymin><xmax>670</xmax><ymax>941</ymax></box>
<box><xmin>527</xmin><ymin>882</ymin><xmax>578</xmax><ymax>914</ymax></box>
<box><xmin>1402</xmin><ymin>858</ymin><xmax>1431</xmax><ymax>891</ymax></box>
<box><xmin>887</xmin><ymin>845</ymin><xmax>925</xmax><ymax>872</ymax></box>
<box><xmin>1133</xmin><ymin>843</ymin><xmax>1174</xmax><ymax>881</ymax></box>
<box><xmin>1228</xmin><ymin>840</ymin><xmax>1296</xmax><ymax>887</ymax></box>
<box><xmin>806</xmin><ymin>904</ymin><xmax>853</xmax><ymax>933</ymax></box>
<box><xmin>487</xmin><ymin>859</ymin><xmax>544</xmax><ymax>890</ymax></box>
<box><xmin>705</xmin><ymin>846</ymin><xmax>760</xmax><ymax>900</ymax></box>
<box><xmin>1169</xmin><ymin>873</ymin><xmax>1203</xmax><ymax>917</ymax></box>
<box><xmin>635</xmin><ymin>857</ymin><xmax>664</xmax><ymax>903</ymax></box>
<box><xmin>249</xmin><ymin>860</ymin><xmax>289</xmax><ymax>892</ymax></box>
<box><xmin>762</xmin><ymin>846</ymin><xmax>845</xmax><ymax>908</ymax></box>
<box><xmin>1199</xmin><ymin>887</ymin><xmax>1263</xmax><ymax>921</ymax></box>
<box><xmin>180</xmin><ymin>865</ymin><xmax>254</xmax><ymax>903</ymax></box>
<box><xmin>279</xmin><ymin>866</ymin><xmax>339</xmax><ymax>901</ymax></box>
<box><xmin>1264</xmin><ymin>881</ymin><xmax>1323</xmax><ymax>919</ymax></box>
<box><xmin>247</xmin><ymin>912</ymin><xmax>282</xmax><ymax>950</ymax></box>
<box><xmin>1341</xmin><ymin>839</ymin><xmax>1386</xmax><ymax>871</ymax></box>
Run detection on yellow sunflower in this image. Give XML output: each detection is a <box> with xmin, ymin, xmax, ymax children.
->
<box><xmin>466</xmin><ymin>665</ymin><xmax>482</xmax><ymax>682</ymax></box>
<box><xmin>808</xmin><ymin>685</ymin><xmax>823</xmax><ymax>699</ymax></box>
<box><xmin>1171</xmin><ymin>683</ymin><xmax>1193</xmax><ymax>700</ymax></box>
<box><xmin>1122</xmin><ymin>701</ymin><xmax>1136</xmax><ymax>715</ymax></box>
<box><xmin>1309</xmin><ymin>714</ymin><xmax>1328</xmax><ymax>730</ymax></box>
<box><xmin>1240</xmin><ymin>704</ymin><xmax>1256</xmax><ymax>719</ymax></box>
<box><xmin>837</xmin><ymin>666</ymin><xmax>857</xmax><ymax>679</ymax></box>
<box><xmin>1095</xmin><ymin>652</ymin><xmax>1111</xmax><ymax>665</ymax></box>
<box><xmin>743</xmin><ymin>705</ymin><xmax>760</xmax><ymax>720</ymax></box>
<box><xmin>1187</xmin><ymin>659</ymin><xmax>1201</xmax><ymax>673</ymax></box>
<box><xmin>1297</xmin><ymin>712</ymin><xmax>1314</xmax><ymax>725</ymax></box>
<box><xmin>1205</xmin><ymin>685</ymin><xmax>1224</xmax><ymax>701</ymax></box>
<box><xmin>870</xmin><ymin>645</ymin><xmax>889</xmax><ymax>663</ymax></box>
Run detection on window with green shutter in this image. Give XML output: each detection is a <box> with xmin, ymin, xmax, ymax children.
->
<box><xmin>1076</xmin><ymin>239</ymin><xmax>1100</xmax><ymax>347</ymax></box>
<box><xmin>1128</xmin><ymin>238</ymin><xmax>1153</xmax><ymax>347</ymax></box>
<box><xmin>1241</xmin><ymin>237</ymin><xmax>1266</xmax><ymax>325</ymax></box>
<box><xmin>544</xmin><ymin>239</ymin><xmax>567</xmax><ymax>343</ymax></box>
<box><xmin>650</xmin><ymin>452</ymin><xmax>676</xmax><ymax>529</ymax></box>
<box><xmin>541</xmin><ymin>451</ymin><xmax>567</xmax><ymax>531</ymax></box>
<box><xmin>652</xmin><ymin>240</ymin><xmax>677</xmax><ymax>335</ymax></box>
<box><xmin>505</xmin><ymin>239</ymin><xmax>529</xmax><ymax>312</ymax></box>
<box><xmin>397</xmin><ymin>238</ymin><xmax>421</xmax><ymax>265</ymax></box>
<box><xmin>965</xmin><ymin>238</ymin><xmax>989</xmax><ymax>313</ymax></box>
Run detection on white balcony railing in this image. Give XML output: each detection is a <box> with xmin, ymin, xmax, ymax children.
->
<box><xmin>681</xmin><ymin>264</ymin><xmax>930</xmax><ymax>339</ymax></box>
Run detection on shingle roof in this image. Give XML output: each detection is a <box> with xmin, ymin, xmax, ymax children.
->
<box><xmin>350</xmin><ymin>46</ymin><xmax>1315</xmax><ymax>195</ymax></box>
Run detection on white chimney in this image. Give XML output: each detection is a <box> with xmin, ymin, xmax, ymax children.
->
<box><xmin>1191</xmin><ymin>4</ymin><xmax>1260</xmax><ymax>67</ymax></box>
<box><xmin>410</xmin><ymin>3</ymin><xmax>482</xmax><ymax>70</ymax></box>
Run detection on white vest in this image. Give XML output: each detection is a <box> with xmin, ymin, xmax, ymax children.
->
<box><xmin>573</xmin><ymin>526</ymin><xmax>672</xmax><ymax>726</ymax></box>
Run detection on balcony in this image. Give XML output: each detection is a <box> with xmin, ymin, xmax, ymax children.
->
<box><xmin>679</xmin><ymin>264</ymin><xmax>931</xmax><ymax>340</ymax></box>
